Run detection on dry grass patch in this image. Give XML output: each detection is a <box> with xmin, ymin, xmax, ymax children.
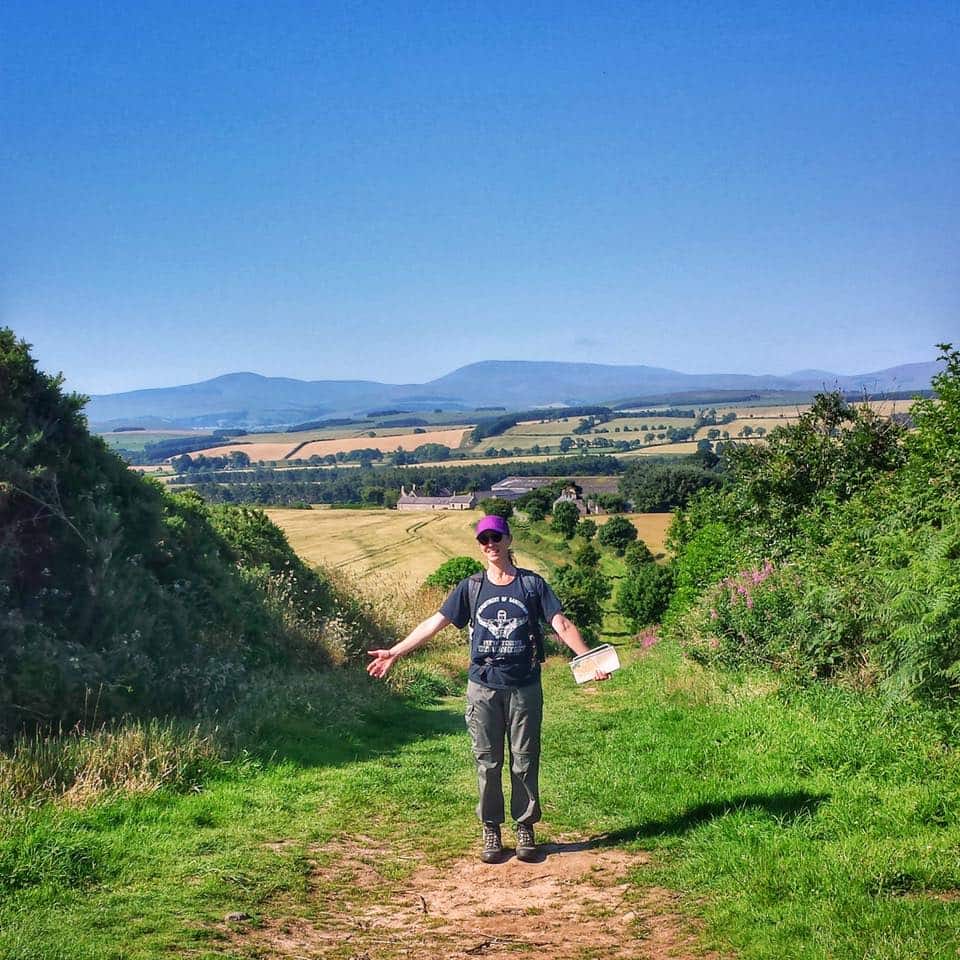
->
<box><xmin>179</xmin><ymin>440</ymin><xmax>299</xmax><ymax>461</ymax></box>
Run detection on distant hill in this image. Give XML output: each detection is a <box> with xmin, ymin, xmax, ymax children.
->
<box><xmin>84</xmin><ymin>359</ymin><xmax>945</xmax><ymax>430</ymax></box>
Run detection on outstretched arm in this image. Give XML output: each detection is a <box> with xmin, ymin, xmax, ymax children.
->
<box><xmin>550</xmin><ymin>612</ymin><xmax>610</xmax><ymax>681</ymax></box>
<box><xmin>367</xmin><ymin>611</ymin><xmax>452</xmax><ymax>679</ymax></box>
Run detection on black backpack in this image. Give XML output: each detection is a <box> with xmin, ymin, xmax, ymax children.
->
<box><xmin>466</xmin><ymin>568</ymin><xmax>547</xmax><ymax>663</ymax></box>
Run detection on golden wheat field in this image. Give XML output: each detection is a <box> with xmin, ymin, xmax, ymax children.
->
<box><xmin>266</xmin><ymin>507</ymin><xmax>674</xmax><ymax>586</ymax></box>
<box><xmin>264</xmin><ymin>507</ymin><xmax>547</xmax><ymax>583</ymax></box>
<box><xmin>595</xmin><ymin>512</ymin><xmax>674</xmax><ymax>555</ymax></box>
<box><xmin>180</xmin><ymin>440</ymin><xmax>300</xmax><ymax>461</ymax></box>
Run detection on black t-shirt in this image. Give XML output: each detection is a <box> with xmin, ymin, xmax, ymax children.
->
<box><xmin>440</xmin><ymin>571</ymin><xmax>563</xmax><ymax>689</ymax></box>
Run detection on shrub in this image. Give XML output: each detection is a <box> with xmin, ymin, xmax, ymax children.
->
<box><xmin>675</xmin><ymin>561</ymin><xmax>797</xmax><ymax>669</ymax></box>
<box><xmin>551</xmin><ymin>500</ymin><xmax>580</xmax><ymax>539</ymax></box>
<box><xmin>616</xmin><ymin>564</ymin><xmax>674</xmax><ymax>631</ymax></box>
<box><xmin>0</xmin><ymin>328</ymin><xmax>380</xmax><ymax>736</ymax></box>
<box><xmin>665</xmin><ymin>521</ymin><xmax>741</xmax><ymax>622</ymax></box>
<box><xmin>550</xmin><ymin>564</ymin><xmax>611</xmax><ymax>645</ymax></box>
<box><xmin>573</xmin><ymin>542</ymin><xmax>601</xmax><ymax>569</ymax></box>
<box><xmin>624</xmin><ymin>540</ymin><xmax>655</xmax><ymax>572</ymax></box>
<box><xmin>597</xmin><ymin>516</ymin><xmax>638</xmax><ymax>555</ymax></box>
<box><xmin>478</xmin><ymin>498</ymin><xmax>513</xmax><ymax>520</ymax></box>
<box><xmin>871</xmin><ymin>518</ymin><xmax>960</xmax><ymax>700</ymax></box>
<box><xmin>425</xmin><ymin>556</ymin><xmax>483</xmax><ymax>590</ymax></box>
<box><xmin>576</xmin><ymin>519</ymin><xmax>597</xmax><ymax>541</ymax></box>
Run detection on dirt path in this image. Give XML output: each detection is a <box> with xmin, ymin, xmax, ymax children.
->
<box><xmin>234</xmin><ymin>835</ymin><xmax>723</xmax><ymax>960</ymax></box>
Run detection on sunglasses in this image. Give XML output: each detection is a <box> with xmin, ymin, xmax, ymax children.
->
<box><xmin>477</xmin><ymin>532</ymin><xmax>504</xmax><ymax>545</ymax></box>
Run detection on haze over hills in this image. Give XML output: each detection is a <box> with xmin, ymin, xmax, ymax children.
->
<box><xmin>84</xmin><ymin>358</ymin><xmax>944</xmax><ymax>430</ymax></box>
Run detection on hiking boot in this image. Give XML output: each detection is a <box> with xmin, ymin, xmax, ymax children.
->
<box><xmin>515</xmin><ymin>822</ymin><xmax>536</xmax><ymax>862</ymax></box>
<box><xmin>480</xmin><ymin>823</ymin><xmax>502</xmax><ymax>863</ymax></box>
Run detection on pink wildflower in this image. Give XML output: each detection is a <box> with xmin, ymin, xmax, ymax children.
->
<box><xmin>708</xmin><ymin>638</ymin><xmax>720</xmax><ymax>649</ymax></box>
<box><xmin>709</xmin><ymin>608</ymin><xmax>718</xmax><ymax>621</ymax></box>
<box><xmin>639</xmin><ymin>627</ymin><xmax>660</xmax><ymax>650</ymax></box>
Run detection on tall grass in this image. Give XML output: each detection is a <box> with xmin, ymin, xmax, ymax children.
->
<box><xmin>0</xmin><ymin>720</ymin><xmax>222</xmax><ymax>811</ymax></box>
<box><xmin>0</xmin><ymin>563</ymin><xmax>459</xmax><ymax>813</ymax></box>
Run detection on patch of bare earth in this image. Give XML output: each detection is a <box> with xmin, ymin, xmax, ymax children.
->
<box><xmin>234</xmin><ymin>835</ymin><xmax>724</xmax><ymax>960</ymax></box>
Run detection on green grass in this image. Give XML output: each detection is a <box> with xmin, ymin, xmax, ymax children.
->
<box><xmin>3</xmin><ymin>643</ymin><xmax>960</xmax><ymax>958</ymax></box>
<box><xmin>542</xmin><ymin>644</ymin><xmax>960</xmax><ymax>958</ymax></box>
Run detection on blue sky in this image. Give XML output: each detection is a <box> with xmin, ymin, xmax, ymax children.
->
<box><xmin>2</xmin><ymin>1</ymin><xmax>957</xmax><ymax>395</ymax></box>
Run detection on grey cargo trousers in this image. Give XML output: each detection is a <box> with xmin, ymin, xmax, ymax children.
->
<box><xmin>465</xmin><ymin>679</ymin><xmax>543</xmax><ymax>826</ymax></box>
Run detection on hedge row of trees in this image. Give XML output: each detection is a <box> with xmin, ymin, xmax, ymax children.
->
<box><xmin>469</xmin><ymin>405</ymin><xmax>616</xmax><ymax>443</ymax></box>
<box><xmin>181</xmin><ymin>455</ymin><xmax>627</xmax><ymax>506</ymax></box>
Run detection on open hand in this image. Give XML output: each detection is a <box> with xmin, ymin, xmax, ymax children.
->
<box><xmin>367</xmin><ymin>649</ymin><xmax>398</xmax><ymax>679</ymax></box>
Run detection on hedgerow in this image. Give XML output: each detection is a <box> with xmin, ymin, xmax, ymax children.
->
<box><xmin>663</xmin><ymin>345</ymin><xmax>960</xmax><ymax>701</ymax></box>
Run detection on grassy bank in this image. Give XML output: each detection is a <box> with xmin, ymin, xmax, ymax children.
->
<box><xmin>2</xmin><ymin>634</ymin><xmax>959</xmax><ymax>959</ymax></box>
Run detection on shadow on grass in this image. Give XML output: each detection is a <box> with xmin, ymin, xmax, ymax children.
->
<box><xmin>543</xmin><ymin>791</ymin><xmax>829</xmax><ymax>858</ymax></box>
<box><xmin>245</xmin><ymin>689</ymin><xmax>467</xmax><ymax>770</ymax></box>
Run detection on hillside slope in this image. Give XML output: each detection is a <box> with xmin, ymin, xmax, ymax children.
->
<box><xmin>0</xmin><ymin>329</ymin><xmax>379</xmax><ymax>736</ymax></box>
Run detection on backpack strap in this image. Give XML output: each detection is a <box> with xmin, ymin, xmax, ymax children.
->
<box><xmin>467</xmin><ymin>571</ymin><xmax>485</xmax><ymax>632</ymax></box>
<box><xmin>516</xmin><ymin>568</ymin><xmax>547</xmax><ymax>664</ymax></box>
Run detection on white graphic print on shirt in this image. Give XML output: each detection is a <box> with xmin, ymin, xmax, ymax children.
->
<box><xmin>474</xmin><ymin>595</ymin><xmax>529</xmax><ymax>656</ymax></box>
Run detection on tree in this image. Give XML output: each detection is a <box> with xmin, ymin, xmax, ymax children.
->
<box><xmin>615</xmin><ymin>564</ymin><xmax>674</xmax><ymax>631</ymax></box>
<box><xmin>559</xmin><ymin>436</ymin><xmax>574</xmax><ymax>453</ymax></box>
<box><xmin>624</xmin><ymin>540</ymin><xmax>655</xmax><ymax>573</ymax></box>
<box><xmin>597</xmin><ymin>515</ymin><xmax>638</xmax><ymax>555</ymax></box>
<box><xmin>523</xmin><ymin>498</ymin><xmax>547</xmax><ymax>522</ymax></box>
<box><xmin>552</xmin><ymin>500</ymin><xmax>580</xmax><ymax>539</ymax></box>
<box><xmin>576</xmin><ymin>518</ymin><xmax>597</xmax><ymax>541</ymax></box>
<box><xmin>904</xmin><ymin>343</ymin><xmax>960</xmax><ymax>512</ymax></box>
<box><xmin>619</xmin><ymin>462</ymin><xmax>723</xmax><ymax>512</ymax></box>
<box><xmin>551</xmin><ymin>564</ymin><xmax>611</xmax><ymax>644</ymax></box>
<box><xmin>721</xmin><ymin>392</ymin><xmax>906</xmax><ymax>549</ymax></box>
<box><xmin>573</xmin><ymin>542</ymin><xmax>601</xmax><ymax>569</ymax></box>
<box><xmin>412</xmin><ymin>442</ymin><xmax>450</xmax><ymax>461</ymax></box>
<box><xmin>594</xmin><ymin>493</ymin><xmax>628</xmax><ymax>513</ymax></box>
<box><xmin>479</xmin><ymin>498</ymin><xmax>514</xmax><ymax>520</ymax></box>
<box><xmin>361</xmin><ymin>485</ymin><xmax>385</xmax><ymax>505</ymax></box>
<box><xmin>692</xmin><ymin>439</ymin><xmax>720</xmax><ymax>469</ymax></box>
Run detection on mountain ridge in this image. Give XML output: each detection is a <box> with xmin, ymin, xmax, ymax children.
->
<box><xmin>85</xmin><ymin>358</ymin><xmax>944</xmax><ymax>430</ymax></box>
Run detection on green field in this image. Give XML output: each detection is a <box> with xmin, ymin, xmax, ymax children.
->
<box><xmin>99</xmin><ymin>430</ymin><xmax>202</xmax><ymax>452</ymax></box>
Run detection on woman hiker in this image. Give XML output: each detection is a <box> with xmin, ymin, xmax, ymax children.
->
<box><xmin>367</xmin><ymin>514</ymin><xmax>609</xmax><ymax>864</ymax></box>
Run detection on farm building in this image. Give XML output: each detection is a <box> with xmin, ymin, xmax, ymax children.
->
<box><xmin>397</xmin><ymin>485</ymin><xmax>477</xmax><ymax>512</ymax></box>
<box><xmin>479</xmin><ymin>476</ymin><xmax>557</xmax><ymax>501</ymax></box>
